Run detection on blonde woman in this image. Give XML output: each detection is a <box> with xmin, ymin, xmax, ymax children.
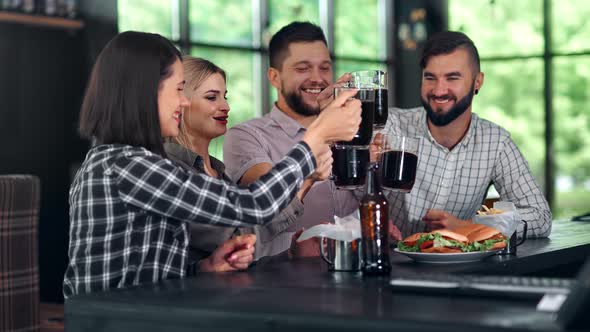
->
<box><xmin>164</xmin><ymin>56</ymin><xmax>329</xmax><ymax>262</ymax></box>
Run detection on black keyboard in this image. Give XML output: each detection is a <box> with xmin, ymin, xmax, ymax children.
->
<box><xmin>390</xmin><ymin>274</ymin><xmax>575</xmax><ymax>299</ymax></box>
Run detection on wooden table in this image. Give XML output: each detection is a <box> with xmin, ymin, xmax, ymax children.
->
<box><xmin>65</xmin><ymin>219</ymin><xmax>590</xmax><ymax>332</ymax></box>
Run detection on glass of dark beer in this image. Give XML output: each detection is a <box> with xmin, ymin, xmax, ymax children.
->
<box><xmin>330</xmin><ymin>144</ymin><xmax>369</xmax><ymax>190</ymax></box>
<box><xmin>334</xmin><ymin>85</ymin><xmax>374</xmax><ymax>148</ymax></box>
<box><xmin>350</xmin><ymin>70</ymin><xmax>388</xmax><ymax>130</ymax></box>
<box><xmin>378</xmin><ymin>134</ymin><xmax>419</xmax><ymax>193</ymax></box>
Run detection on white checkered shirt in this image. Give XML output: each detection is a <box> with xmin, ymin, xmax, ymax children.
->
<box><xmin>63</xmin><ymin>142</ymin><xmax>315</xmax><ymax>298</ymax></box>
<box><xmin>383</xmin><ymin>107</ymin><xmax>551</xmax><ymax>239</ymax></box>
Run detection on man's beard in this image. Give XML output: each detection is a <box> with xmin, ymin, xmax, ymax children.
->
<box><xmin>421</xmin><ymin>84</ymin><xmax>475</xmax><ymax>127</ymax></box>
<box><xmin>283</xmin><ymin>88</ymin><xmax>320</xmax><ymax>117</ymax></box>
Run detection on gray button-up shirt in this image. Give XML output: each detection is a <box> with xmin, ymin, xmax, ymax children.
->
<box><xmin>383</xmin><ymin>107</ymin><xmax>551</xmax><ymax>239</ymax></box>
<box><xmin>223</xmin><ymin>106</ymin><xmax>360</xmax><ymax>256</ymax></box>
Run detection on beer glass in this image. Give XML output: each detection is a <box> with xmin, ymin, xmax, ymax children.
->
<box><xmin>350</xmin><ymin>70</ymin><xmax>388</xmax><ymax>130</ymax></box>
<box><xmin>378</xmin><ymin>134</ymin><xmax>419</xmax><ymax>193</ymax></box>
<box><xmin>334</xmin><ymin>85</ymin><xmax>374</xmax><ymax>148</ymax></box>
<box><xmin>330</xmin><ymin>144</ymin><xmax>369</xmax><ymax>190</ymax></box>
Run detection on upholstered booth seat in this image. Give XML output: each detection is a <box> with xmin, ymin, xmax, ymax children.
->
<box><xmin>1</xmin><ymin>175</ymin><xmax>41</xmax><ymax>332</ymax></box>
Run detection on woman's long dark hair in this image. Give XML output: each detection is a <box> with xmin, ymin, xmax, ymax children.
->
<box><xmin>79</xmin><ymin>31</ymin><xmax>181</xmax><ymax>156</ymax></box>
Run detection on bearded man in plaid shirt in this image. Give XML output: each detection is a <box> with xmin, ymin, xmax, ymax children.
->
<box><xmin>379</xmin><ymin>31</ymin><xmax>551</xmax><ymax>239</ymax></box>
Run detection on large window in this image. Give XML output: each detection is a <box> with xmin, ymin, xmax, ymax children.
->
<box><xmin>268</xmin><ymin>0</ymin><xmax>320</xmax><ymax>37</ymax></box>
<box><xmin>118</xmin><ymin>1</ymin><xmax>589</xmax><ymax>218</ymax></box>
<box><xmin>450</xmin><ymin>0</ymin><xmax>590</xmax><ymax>218</ymax></box>
<box><xmin>118</xmin><ymin>0</ymin><xmax>391</xmax><ymax>161</ymax></box>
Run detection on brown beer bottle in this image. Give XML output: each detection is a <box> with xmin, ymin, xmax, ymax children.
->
<box><xmin>359</xmin><ymin>162</ymin><xmax>391</xmax><ymax>275</ymax></box>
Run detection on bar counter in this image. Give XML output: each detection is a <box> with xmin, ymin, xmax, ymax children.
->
<box><xmin>65</xmin><ymin>219</ymin><xmax>590</xmax><ymax>332</ymax></box>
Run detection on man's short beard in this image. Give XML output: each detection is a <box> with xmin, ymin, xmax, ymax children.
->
<box><xmin>283</xmin><ymin>89</ymin><xmax>320</xmax><ymax>117</ymax></box>
<box><xmin>422</xmin><ymin>84</ymin><xmax>475</xmax><ymax>127</ymax></box>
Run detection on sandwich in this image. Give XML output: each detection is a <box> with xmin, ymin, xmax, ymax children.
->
<box><xmin>398</xmin><ymin>224</ymin><xmax>508</xmax><ymax>253</ymax></box>
<box><xmin>398</xmin><ymin>230</ymin><xmax>468</xmax><ymax>253</ymax></box>
<box><xmin>454</xmin><ymin>224</ymin><xmax>508</xmax><ymax>251</ymax></box>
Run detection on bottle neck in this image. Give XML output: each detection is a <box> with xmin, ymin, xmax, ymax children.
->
<box><xmin>365</xmin><ymin>162</ymin><xmax>382</xmax><ymax>196</ymax></box>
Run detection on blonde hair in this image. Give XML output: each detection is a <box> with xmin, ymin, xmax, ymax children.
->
<box><xmin>175</xmin><ymin>56</ymin><xmax>226</xmax><ymax>150</ymax></box>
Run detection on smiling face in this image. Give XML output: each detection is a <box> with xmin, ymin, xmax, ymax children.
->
<box><xmin>270</xmin><ymin>41</ymin><xmax>332</xmax><ymax>117</ymax></box>
<box><xmin>182</xmin><ymin>73</ymin><xmax>229</xmax><ymax>140</ymax></box>
<box><xmin>420</xmin><ymin>48</ymin><xmax>483</xmax><ymax>127</ymax></box>
<box><xmin>158</xmin><ymin>58</ymin><xmax>190</xmax><ymax>138</ymax></box>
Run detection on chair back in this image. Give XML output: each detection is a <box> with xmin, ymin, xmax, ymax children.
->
<box><xmin>0</xmin><ymin>175</ymin><xmax>41</xmax><ymax>332</ymax></box>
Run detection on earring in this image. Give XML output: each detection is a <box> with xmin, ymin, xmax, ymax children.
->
<box><xmin>475</xmin><ymin>89</ymin><xmax>479</xmax><ymax>95</ymax></box>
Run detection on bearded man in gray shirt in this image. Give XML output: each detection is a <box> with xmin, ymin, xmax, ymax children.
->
<box><xmin>223</xmin><ymin>22</ymin><xmax>362</xmax><ymax>257</ymax></box>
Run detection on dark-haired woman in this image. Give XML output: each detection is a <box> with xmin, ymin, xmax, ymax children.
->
<box><xmin>63</xmin><ymin>31</ymin><xmax>361</xmax><ymax>297</ymax></box>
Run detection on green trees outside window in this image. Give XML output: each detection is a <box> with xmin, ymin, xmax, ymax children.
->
<box><xmin>450</xmin><ymin>0</ymin><xmax>590</xmax><ymax>218</ymax></box>
<box><xmin>118</xmin><ymin>0</ymin><xmax>173</xmax><ymax>38</ymax></box>
<box><xmin>189</xmin><ymin>1</ymin><xmax>253</xmax><ymax>46</ymax></box>
<box><xmin>334</xmin><ymin>0</ymin><xmax>382</xmax><ymax>60</ymax></box>
<box><xmin>268</xmin><ymin>0</ymin><xmax>320</xmax><ymax>38</ymax></box>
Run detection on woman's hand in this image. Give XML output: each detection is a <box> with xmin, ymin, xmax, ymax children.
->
<box><xmin>309</xmin><ymin>146</ymin><xmax>333</xmax><ymax>182</ymax></box>
<box><xmin>199</xmin><ymin>234</ymin><xmax>257</xmax><ymax>272</ymax></box>
<box><xmin>303</xmin><ymin>88</ymin><xmax>361</xmax><ymax>162</ymax></box>
<box><xmin>296</xmin><ymin>147</ymin><xmax>333</xmax><ymax>202</ymax></box>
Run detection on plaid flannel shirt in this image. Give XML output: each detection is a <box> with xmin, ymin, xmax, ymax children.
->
<box><xmin>63</xmin><ymin>142</ymin><xmax>315</xmax><ymax>298</ymax></box>
<box><xmin>384</xmin><ymin>107</ymin><xmax>551</xmax><ymax>239</ymax></box>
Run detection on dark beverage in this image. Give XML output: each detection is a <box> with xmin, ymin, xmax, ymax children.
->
<box><xmin>374</xmin><ymin>88</ymin><xmax>388</xmax><ymax>129</ymax></box>
<box><xmin>359</xmin><ymin>163</ymin><xmax>391</xmax><ymax>275</ymax></box>
<box><xmin>380</xmin><ymin>150</ymin><xmax>418</xmax><ymax>192</ymax></box>
<box><xmin>331</xmin><ymin>146</ymin><xmax>369</xmax><ymax>189</ymax></box>
<box><xmin>339</xmin><ymin>89</ymin><xmax>374</xmax><ymax>147</ymax></box>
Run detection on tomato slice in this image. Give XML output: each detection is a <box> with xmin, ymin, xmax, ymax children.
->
<box><xmin>420</xmin><ymin>240</ymin><xmax>433</xmax><ymax>250</ymax></box>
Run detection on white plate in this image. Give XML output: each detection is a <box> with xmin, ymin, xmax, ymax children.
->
<box><xmin>394</xmin><ymin>248</ymin><xmax>500</xmax><ymax>264</ymax></box>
